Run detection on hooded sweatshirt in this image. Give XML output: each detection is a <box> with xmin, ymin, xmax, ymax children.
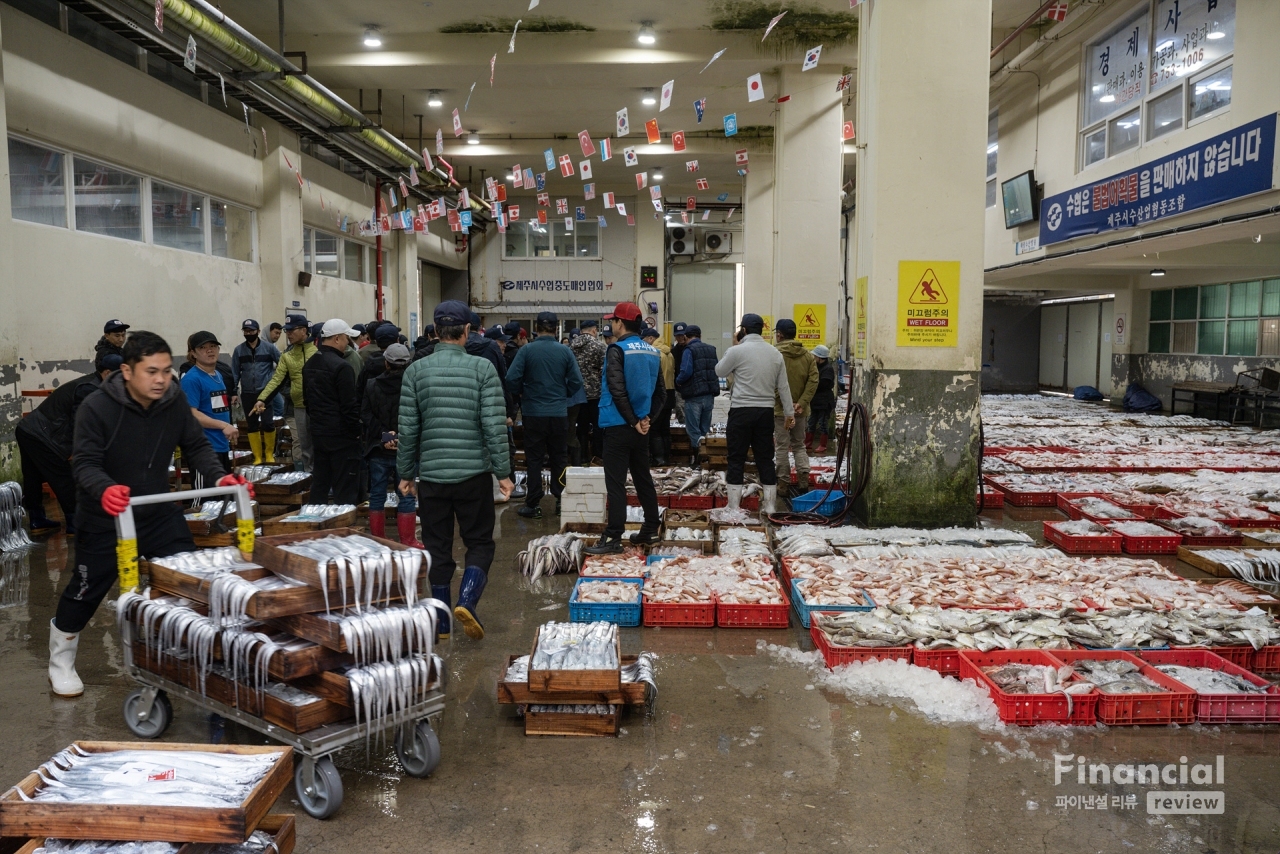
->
<box><xmin>774</xmin><ymin>339</ymin><xmax>819</xmax><ymax>417</ymax></box>
<box><xmin>72</xmin><ymin>371</ymin><xmax>226</xmax><ymax>534</ymax></box>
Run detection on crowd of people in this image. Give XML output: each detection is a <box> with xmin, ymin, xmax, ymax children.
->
<box><xmin>21</xmin><ymin>306</ymin><xmax>839</xmax><ymax>698</ymax></box>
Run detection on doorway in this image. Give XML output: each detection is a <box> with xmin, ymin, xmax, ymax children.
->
<box><xmin>670</xmin><ymin>264</ymin><xmax>737</xmax><ymax>357</ymax></box>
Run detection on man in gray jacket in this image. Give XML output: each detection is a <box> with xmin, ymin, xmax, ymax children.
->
<box><xmin>715</xmin><ymin>313</ymin><xmax>793</xmax><ymax>515</ymax></box>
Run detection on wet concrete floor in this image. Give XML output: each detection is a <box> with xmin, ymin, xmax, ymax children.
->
<box><xmin>3</xmin><ymin>504</ymin><xmax>1280</xmax><ymax>853</ymax></box>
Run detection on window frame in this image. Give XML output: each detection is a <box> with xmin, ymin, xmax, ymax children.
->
<box><xmin>301</xmin><ymin>226</ymin><xmax>375</xmax><ymax>282</ymax></box>
<box><xmin>1148</xmin><ymin>279</ymin><xmax>1280</xmax><ymax>357</ymax></box>
<box><xmin>503</xmin><ymin>216</ymin><xmax>600</xmax><ymax>259</ymax></box>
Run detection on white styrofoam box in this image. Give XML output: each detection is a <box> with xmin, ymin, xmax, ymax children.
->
<box><xmin>560</xmin><ymin>492</ymin><xmax>606</xmax><ymax>523</ymax></box>
<box><xmin>564</xmin><ymin>466</ymin><xmax>607</xmax><ymax>495</ymax></box>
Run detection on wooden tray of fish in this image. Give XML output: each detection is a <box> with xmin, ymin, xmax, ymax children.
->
<box><xmin>146</xmin><ymin>562</ymin><xmax>424</xmax><ymax>620</ymax></box>
<box><xmin>1194</xmin><ymin>579</ymin><xmax>1280</xmax><ymax>615</ymax></box>
<box><xmin>523</xmin><ymin>706</ymin><xmax>620</xmax><ymax>737</ymax></box>
<box><xmin>527</xmin><ymin>629</ymin><xmax>621</xmax><ymax>694</ymax></box>
<box><xmin>252</xmin><ymin>528</ymin><xmax>414</xmax><ymax>590</ymax></box>
<box><xmin>10</xmin><ymin>813</ymin><xmax>296</xmax><ymax>854</ymax></box>
<box><xmin>0</xmin><ymin>742</ymin><xmax>292</xmax><ymax>844</ymax></box>
<box><xmin>499</xmin><ymin>655</ymin><xmax>647</xmax><ymax>706</ymax></box>
<box><xmin>130</xmin><ymin>642</ymin><xmax>353</xmax><ymax>733</ymax></box>
<box><xmin>260</xmin><ymin>508</ymin><xmax>359</xmax><ymax>536</ymax></box>
<box><xmin>288</xmin><ymin>659</ymin><xmax>442</xmax><ymax>709</ymax></box>
<box><xmin>184</xmin><ymin>507</ymin><xmax>238</xmax><ymax>536</ymax></box>
<box><xmin>1178</xmin><ymin>546</ymin><xmax>1264</xmax><ymax>579</ymax></box>
<box><xmin>264</xmin><ymin>604</ymin><xmax>437</xmax><ymax>654</ymax></box>
<box><xmin>254</xmin><ymin>475</ymin><xmax>312</xmax><ymax>497</ymax></box>
<box><xmin>1241</xmin><ymin>531</ymin><xmax>1280</xmax><ymax>549</ymax></box>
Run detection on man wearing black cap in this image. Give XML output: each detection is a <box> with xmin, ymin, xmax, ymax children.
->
<box><xmin>360</xmin><ymin>320</ymin><xmax>384</xmax><ymax>365</ymax></box>
<box><xmin>16</xmin><ymin>352</ymin><xmax>121</xmax><ymax>534</ymax></box>
<box><xmin>570</xmin><ymin>319</ymin><xmax>607</xmax><ymax>463</ymax></box>
<box><xmin>641</xmin><ymin>327</ymin><xmax>675</xmax><ymax>466</ymax></box>
<box><xmin>466</xmin><ymin>311</ymin><xmax>515</xmax><ymax>499</ymax></box>
<box><xmin>231</xmin><ymin>319</ymin><xmax>281</xmax><ymax>466</ymax></box>
<box><xmin>503</xmin><ymin>321</ymin><xmax>526</xmax><ymax>368</ymax></box>
<box><xmin>675</xmin><ymin>324</ymin><xmax>720</xmax><ymax>464</ymax></box>
<box><xmin>585</xmin><ymin>302</ymin><xmax>665</xmax><ymax>555</ymax></box>
<box><xmin>95</xmin><ymin>320</ymin><xmax>129</xmax><ymax>362</ymax></box>
<box><xmin>254</xmin><ymin>315</ymin><xmax>318</xmax><ymax>471</ymax></box>
<box><xmin>602</xmin><ymin>323</ymin><xmax>616</xmax><ymax>345</ymax></box>
<box><xmin>716</xmin><ymin>313</ymin><xmax>793</xmax><ymax>515</ymax></box>
<box><xmin>354</xmin><ymin>323</ymin><xmax>402</xmax><ymax>405</ymax></box>
<box><xmin>506</xmin><ymin>311</ymin><xmax>584</xmax><ymax>519</ymax></box>
<box><xmin>670</xmin><ymin>322</ymin><xmax>690</xmax><ymax>423</ymax></box>
<box><xmin>181</xmin><ymin>331</ymin><xmax>238</xmax><ymax>472</ymax></box>
<box><xmin>398</xmin><ymin>300</ymin><xmax>512</xmax><ymax>641</ymax></box>
<box><xmin>303</xmin><ymin>319</ymin><xmax>363</xmax><ymax>504</ymax></box>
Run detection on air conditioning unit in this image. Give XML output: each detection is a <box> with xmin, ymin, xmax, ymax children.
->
<box><xmin>701</xmin><ymin>231</ymin><xmax>732</xmax><ymax>253</ymax></box>
<box><xmin>668</xmin><ymin>227</ymin><xmax>695</xmax><ymax>256</ymax></box>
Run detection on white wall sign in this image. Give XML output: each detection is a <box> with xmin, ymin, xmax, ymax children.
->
<box><xmin>1114</xmin><ymin>313</ymin><xmax>1127</xmax><ymax>346</ymax></box>
<box><xmin>1014</xmin><ymin>235</ymin><xmax>1040</xmax><ymax>256</ymax></box>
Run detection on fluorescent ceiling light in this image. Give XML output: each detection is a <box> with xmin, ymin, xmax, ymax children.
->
<box><xmin>652</xmin><ymin>170</ymin><xmax>664</xmax><ymax>180</ymax></box>
<box><xmin>466</xmin><ymin>131</ymin><xmax>480</xmax><ymax>145</ymax></box>
<box><xmin>363</xmin><ymin>26</ymin><xmax>383</xmax><ymax>47</ymax></box>
<box><xmin>641</xmin><ymin>88</ymin><xmax>657</xmax><ymax>106</ymax></box>
<box><xmin>1207</xmin><ymin>30</ymin><xmax>1225</xmax><ymax>39</ymax></box>
<box><xmin>1099</xmin><ymin>94</ymin><xmax>1116</xmax><ymax>103</ymax></box>
<box><xmin>1150</xmin><ymin>269</ymin><xmax>1166</xmax><ymax>276</ymax></box>
<box><xmin>427</xmin><ymin>90</ymin><xmax>443</xmax><ymax>107</ymax></box>
<box><xmin>1041</xmin><ymin>293</ymin><xmax>1116</xmax><ymax>305</ymax></box>
<box><xmin>638</xmin><ymin>23</ymin><xmax>656</xmax><ymax>45</ymax></box>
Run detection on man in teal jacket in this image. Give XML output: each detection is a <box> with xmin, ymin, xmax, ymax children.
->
<box><xmin>398</xmin><ymin>301</ymin><xmax>512</xmax><ymax>641</ymax></box>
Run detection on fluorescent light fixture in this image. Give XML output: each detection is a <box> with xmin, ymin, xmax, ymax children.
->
<box><xmin>506</xmin><ymin>173</ymin><xmax>516</xmax><ymax>182</ymax></box>
<box><xmin>1207</xmin><ymin>30</ymin><xmax>1225</xmax><ymax>39</ymax></box>
<box><xmin>987</xmin><ymin>143</ymin><xmax>999</xmax><ymax>154</ymax></box>
<box><xmin>466</xmin><ymin>131</ymin><xmax>480</xmax><ymax>145</ymax></box>
<box><xmin>638</xmin><ymin>22</ymin><xmax>656</xmax><ymax>45</ymax></box>
<box><xmin>652</xmin><ymin>170</ymin><xmax>664</xmax><ymax>180</ymax></box>
<box><xmin>427</xmin><ymin>90</ymin><xmax>443</xmax><ymax>107</ymax></box>
<box><xmin>1099</xmin><ymin>94</ymin><xmax>1116</xmax><ymax>103</ymax></box>
<box><xmin>641</xmin><ymin>88</ymin><xmax>657</xmax><ymax>106</ymax></box>
<box><xmin>1041</xmin><ymin>293</ymin><xmax>1117</xmax><ymax>305</ymax></box>
<box><xmin>363</xmin><ymin>26</ymin><xmax>383</xmax><ymax>47</ymax></box>
<box><xmin>1150</xmin><ymin>269</ymin><xmax>1166</xmax><ymax>276</ymax></box>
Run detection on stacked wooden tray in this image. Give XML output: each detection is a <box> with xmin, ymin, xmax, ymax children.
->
<box><xmin>260</xmin><ymin>506</ymin><xmax>358</xmax><ymax>536</ymax></box>
<box><xmin>0</xmin><ymin>742</ymin><xmax>293</xmax><ymax>848</ymax></box>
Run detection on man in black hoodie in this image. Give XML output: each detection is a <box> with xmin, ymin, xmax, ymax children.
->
<box><xmin>302</xmin><ymin>319</ymin><xmax>363</xmax><ymax>504</ymax></box>
<box><xmin>94</xmin><ymin>319</ymin><xmax>128</xmax><ymax>362</ymax></box>
<box><xmin>50</xmin><ymin>331</ymin><xmax>245</xmax><ymax>698</ymax></box>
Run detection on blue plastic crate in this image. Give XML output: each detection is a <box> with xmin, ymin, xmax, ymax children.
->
<box><xmin>790</xmin><ymin>489</ymin><xmax>848</xmax><ymax>516</ymax></box>
<box><xmin>790</xmin><ymin>577</ymin><xmax>873</xmax><ymax>629</ymax></box>
<box><xmin>646</xmin><ymin>555</ymin><xmax>674</xmax><ymax>565</ymax></box>
<box><xmin>569</xmin><ymin>577</ymin><xmax>643</xmax><ymax>626</ymax></box>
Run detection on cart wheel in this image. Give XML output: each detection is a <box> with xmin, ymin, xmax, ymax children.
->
<box><xmin>295</xmin><ymin>757</ymin><xmax>343</xmax><ymax>819</ymax></box>
<box><xmin>395</xmin><ymin>720</ymin><xmax>441</xmax><ymax>778</ymax></box>
<box><xmin>122</xmin><ymin>689</ymin><xmax>172</xmax><ymax>738</ymax></box>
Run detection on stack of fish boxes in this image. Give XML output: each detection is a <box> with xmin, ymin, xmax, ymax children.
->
<box><xmin>562</xmin><ymin>466</ymin><xmax>607</xmax><ymax>523</ymax></box>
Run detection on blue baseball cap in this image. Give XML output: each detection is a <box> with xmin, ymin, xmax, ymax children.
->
<box><xmin>740</xmin><ymin>313</ymin><xmax>765</xmax><ymax>330</ymax></box>
<box><xmin>485</xmin><ymin>324</ymin><xmax>511</xmax><ymax>342</ymax></box>
<box><xmin>580</xmin><ymin>319</ymin><xmax>599</xmax><ymax>330</ymax></box>
<box><xmin>775</xmin><ymin>318</ymin><xmax>797</xmax><ymax>337</ymax></box>
<box><xmin>602</xmin><ymin>323</ymin><xmax>614</xmax><ymax>337</ymax></box>
<box><xmin>641</xmin><ymin>327</ymin><xmax>659</xmax><ymax>339</ymax></box>
<box><xmin>469</xmin><ymin>311</ymin><xmax>483</xmax><ymax>328</ymax></box>
<box><xmin>673</xmin><ymin>322</ymin><xmax>688</xmax><ymax>336</ymax></box>
<box><xmin>434</xmin><ymin>300</ymin><xmax>471</xmax><ymax>325</ymax></box>
<box><xmin>686</xmin><ymin>324</ymin><xmax>702</xmax><ymax>337</ymax></box>
<box><xmin>536</xmin><ymin>310</ymin><xmax>558</xmax><ymax>324</ymax></box>
<box><xmin>374</xmin><ymin>324</ymin><xmax>401</xmax><ymax>345</ymax></box>
<box><xmin>284</xmin><ymin>314</ymin><xmax>309</xmax><ymax>331</ymax></box>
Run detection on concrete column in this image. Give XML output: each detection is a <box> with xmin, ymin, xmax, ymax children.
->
<box><xmin>0</xmin><ymin>14</ymin><xmax>20</xmax><ymax>482</ymax></box>
<box><xmin>742</xmin><ymin>158</ymin><xmax>774</xmax><ymax>316</ymax></box>
<box><xmin>1109</xmin><ymin>283</ymin><xmax>1137</xmax><ymax>399</ymax></box>
<box><xmin>257</xmin><ymin>123</ymin><xmax>303</xmax><ymax>320</ymax></box>
<box><xmin>852</xmin><ymin>0</ymin><xmax>991</xmax><ymax>526</ymax></box>
<box><xmin>636</xmin><ymin>207</ymin><xmax>666</xmax><ymax>320</ymax></box>
<box><xmin>393</xmin><ymin>232</ymin><xmax>419</xmax><ymax>337</ymax></box>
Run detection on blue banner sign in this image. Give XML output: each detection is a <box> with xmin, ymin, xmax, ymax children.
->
<box><xmin>1039</xmin><ymin>114</ymin><xmax>1276</xmax><ymax>247</ymax></box>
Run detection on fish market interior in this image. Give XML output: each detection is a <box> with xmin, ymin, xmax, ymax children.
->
<box><xmin>2</xmin><ymin>0</ymin><xmax>1280</xmax><ymax>852</ymax></box>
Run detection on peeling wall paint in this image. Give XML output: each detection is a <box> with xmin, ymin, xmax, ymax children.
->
<box><xmin>1134</xmin><ymin>354</ymin><xmax>1280</xmax><ymax>410</ymax></box>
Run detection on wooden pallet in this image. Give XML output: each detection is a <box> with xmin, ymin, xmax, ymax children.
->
<box><xmin>524</xmin><ymin>706</ymin><xmax>620</xmax><ymax>737</ymax></box>
<box><xmin>0</xmin><ymin>742</ymin><xmax>292</xmax><ymax>844</ymax></box>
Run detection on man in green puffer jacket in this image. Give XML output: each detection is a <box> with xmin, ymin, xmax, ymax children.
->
<box><xmin>397</xmin><ymin>300</ymin><xmax>512</xmax><ymax>642</ymax></box>
<box><xmin>773</xmin><ymin>319</ymin><xmax>818</xmax><ymax>498</ymax></box>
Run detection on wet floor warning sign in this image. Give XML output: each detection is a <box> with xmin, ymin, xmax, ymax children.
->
<box><xmin>897</xmin><ymin>261</ymin><xmax>960</xmax><ymax>347</ymax></box>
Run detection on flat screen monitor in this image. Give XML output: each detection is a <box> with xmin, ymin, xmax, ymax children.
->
<box><xmin>1001</xmin><ymin>170</ymin><xmax>1037</xmax><ymax>229</ymax></box>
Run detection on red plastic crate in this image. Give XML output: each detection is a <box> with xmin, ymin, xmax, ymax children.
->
<box><xmin>1113</xmin><ymin>500</ymin><xmax>1161</xmax><ymax>519</ymax></box>
<box><xmin>631</xmin><ymin>494</ymin><xmax>673</xmax><ymax>507</ymax></box>
<box><xmin>1137</xmin><ymin>649</ymin><xmax>1280</xmax><ymax>724</ymax></box>
<box><xmin>741</xmin><ymin>495</ymin><xmax>760</xmax><ymax>511</ymax></box>
<box><xmin>1105</xmin><ymin>526</ymin><xmax>1183</xmax><ymax>555</ymax></box>
<box><xmin>1052</xmin><ymin>650</ymin><xmax>1196</xmax><ymax>725</ymax></box>
<box><xmin>810</xmin><ymin>622</ymin><xmax>912</xmax><ymax>669</ymax></box>
<box><xmin>913</xmin><ymin>647</ymin><xmax>962</xmax><ymax>677</ymax></box>
<box><xmin>667</xmin><ymin>494</ymin><xmax>715</xmax><ymax>510</ymax></box>
<box><xmin>1226</xmin><ymin>513</ymin><xmax>1280</xmax><ymax>529</ymax></box>
<box><xmin>1194</xmin><ymin>646</ymin><xmax>1255</xmax><ymax>667</ymax></box>
<box><xmin>1152</xmin><ymin>506</ymin><xmax>1183</xmax><ymax>520</ymax></box>
<box><xmin>977</xmin><ymin>490</ymin><xmax>1005</xmax><ymax>509</ymax></box>
<box><xmin>994</xmin><ymin>485</ymin><xmax>1057</xmax><ymax>507</ymax></box>
<box><xmin>1055</xmin><ymin>493</ymin><xmax>1108</xmax><ymax>518</ymax></box>
<box><xmin>642</xmin><ymin>595</ymin><xmax>715</xmax><ymax>627</ymax></box>
<box><xmin>1253</xmin><ymin>646</ymin><xmax>1280</xmax><ymax>673</ymax></box>
<box><xmin>1044</xmin><ymin>521</ymin><xmax>1122</xmax><ymax>555</ymax></box>
<box><xmin>718</xmin><ymin>587</ymin><xmax>790</xmax><ymax>628</ymax></box>
<box><xmin>1154</xmin><ymin>523</ymin><xmax>1243</xmax><ymax>547</ymax></box>
<box><xmin>958</xmin><ymin>650</ymin><xmax>1098</xmax><ymax>726</ymax></box>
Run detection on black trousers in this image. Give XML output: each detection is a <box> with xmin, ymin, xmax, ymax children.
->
<box><xmin>310</xmin><ymin>441</ymin><xmax>362</xmax><ymax>504</ymax></box>
<box><xmin>649</xmin><ymin>392</ymin><xmax>674</xmax><ymax>462</ymax></box>
<box><xmin>55</xmin><ymin>507</ymin><xmax>194</xmax><ymax>633</ymax></box>
<box><xmin>241</xmin><ymin>389</ymin><xmax>267</xmax><ymax>432</ymax></box>
<box><xmin>419</xmin><ymin>473</ymin><xmax>496</xmax><ymax>585</ymax></box>
<box><xmin>727</xmin><ymin>407</ymin><xmax>778</xmax><ymax>486</ymax></box>
<box><xmin>15</xmin><ymin>424</ymin><xmax>75</xmax><ymax>522</ymax></box>
<box><xmin>602</xmin><ymin>425</ymin><xmax>660</xmax><ymax>539</ymax></box>
<box><xmin>523</xmin><ymin>415</ymin><xmax>569</xmax><ymax>506</ymax></box>
<box><xmin>566</xmin><ymin>404</ymin><xmax>582</xmax><ymax>464</ymax></box>
<box><xmin>577</xmin><ymin>399</ymin><xmax>602</xmax><ymax>460</ymax></box>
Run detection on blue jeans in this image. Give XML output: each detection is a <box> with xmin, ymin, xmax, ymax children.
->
<box><xmin>368</xmin><ymin>455</ymin><xmax>415</xmax><ymax>513</ymax></box>
<box><xmin>684</xmin><ymin>395</ymin><xmax>715</xmax><ymax>451</ymax></box>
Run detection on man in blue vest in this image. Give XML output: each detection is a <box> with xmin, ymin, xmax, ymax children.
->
<box><xmin>585</xmin><ymin>302</ymin><xmax>666</xmax><ymax>555</ymax></box>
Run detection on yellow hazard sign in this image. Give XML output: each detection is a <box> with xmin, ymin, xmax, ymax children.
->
<box><xmin>854</xmin><ymin>277</ymin><xmax>868</xmax><ymax>359</ymax></box>
<box><xmin>897</xmin><ymin>261</ymin><xmax>960</xmax><ymax>347</ymax></box>
<box><xmin>794</xmin><ymin>303</ymin><xmax>826</xmax><ymax>350</ymax></box>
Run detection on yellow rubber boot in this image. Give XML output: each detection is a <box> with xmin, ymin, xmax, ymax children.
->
<box><xmin>247</xmin><ymin>432</ymin><xmax>264</xmax><ymax>466</ymax></box>
<box><xmin>262</xmin><ymin>430</ymin><xmax>277</xmax><ymax>464</ymax></box>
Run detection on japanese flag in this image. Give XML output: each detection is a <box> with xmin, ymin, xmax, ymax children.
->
<box><xmin>604</xmin><ymin>192</ymin><xmax>616</xmax><ymax>209</ymax></box>
<box><xmin>672</xmin><ymin>130</ymin><xmax>686</xmax><ymax>152</ymax></box>
<box><xmin>617</xmin><ymin>107</ymin><xmax>629</xmax><ymax>136</ymax></box>
<box><xmin>579</xmin><ymin>130</ymin><xmax>595</xmax><ymax>157</ymax></box>
<box><xmin>660</xmin><ymin>80</ymin><xmax>674</xmax><ymax>112</ymax></box>
<box><xmin>538</xmin><ymin>209</ymin><xmax>548</xmax><ymax>225</ymax></box>
<box><xmin>512</xmin><ymin>164</ymin><xmax>523</xmax><ymax>187</ymax></box>
<box><xmin>564</xmin><ymin>217</ymin><xmax>574</xmax><ymax>231</ymax></box>
<box><xmin>802</xmin><ymin>45</ymin><xmax>822</xmax><ymax>71</ymax></box>
<box><xmin>746</xmin><ymin>73</ymin><xmax>765</xmax><ymax>102</ymax></box>
<box><xmin>686</xmin><ymin>196</ymin><xmax>697</xmax><ymax>210</ymax></box>
<box><xmin>559</xmin><ymin>154</ymin><xmax>574</xmax><ymax>177</ymax></box>
<box><xmin>556</xmin><ymin>198</ymin><xmax>568</xmax><ymax>214</ymax></box>
<box><xmin>508</xmin><ymin>205</ymin><xmax>520</xmax><ymax>221</ymax></box>
<box><xmin>616</xmin><ymin>202</ymin><xmax>628</xmax><ymax>216</ymax></box>
<box><xmin>580</xmin><ymin>159</ymin><xmax>593</xmax><ymax>180</ymax></box>
<box><xmin>452</xmin><ymin>108</ymin><xmax>463</xmax><ymax>136</ymax></box>
<box><xmin>537</xmin><ymin>192</ymin><xmax>549</xmax><ymax>206</ymax></box>
<box><xmin>696</xmin><ymin>178</ymin><xmax>709</xmax><ymax>190</ymax></box>
<box><xmin>600</xmin><ymin>138</ymin><xmax>613</xmax><ymax>161</ymax></box>
<box><xmin>636</xmin><ymin>172</ymin><xmax>647</xmax><ymax>189</ymax></box>
<box><xmin>686</xmin><ymin>160</ymin><xmax>699</xmax><ymax>172</ymax></box>
<box><xmin>735</xmin><ymin>148</ymin><xmax>749</xmax><ymax>165</ymax></box>
<box><xmin>623</xmin><ymin>147</ymin><xmax>639</xmax><ymax>167</ymax></box>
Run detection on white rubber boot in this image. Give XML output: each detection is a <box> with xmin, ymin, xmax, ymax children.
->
<box><xmin>762</xmin><ymin>485</ymin><xmax>778</xmax><ymax>515</ymax></box>
<box><xmin>727</xmin><ymin>484</ymin><xmax>743</xmax><ymax>510</ymax></box>
<box><xmin>49</xmin><ymin>620</ymin><xmax>84</xmax><ymax>698</ymax></box>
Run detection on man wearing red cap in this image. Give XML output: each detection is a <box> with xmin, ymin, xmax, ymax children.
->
<box><xmin>585</xmin><ymin>302</ymin><xmax>666</xmax><ymax>554</ymax></box>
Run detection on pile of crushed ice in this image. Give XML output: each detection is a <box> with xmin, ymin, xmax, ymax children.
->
<box><xmin>763</xmin><ymin>642</ymin><xmax>1002</xmax><ymax>729</ymax></box>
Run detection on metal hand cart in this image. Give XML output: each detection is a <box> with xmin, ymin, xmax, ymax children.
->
<box><xmin>116</xmin><ymin>485</ymin><xmax>447</xmax><ymax>819</ymax></box>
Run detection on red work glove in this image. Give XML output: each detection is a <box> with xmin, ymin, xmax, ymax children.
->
<box><xmin>217</xmin><ymin>473</ymin><xmax>256</xmax><ymax>499</ymax></box>
<box><xmin>101</xmin><ymin>485</ymin><xmax>131</xmax><ymax>516</ymax></box>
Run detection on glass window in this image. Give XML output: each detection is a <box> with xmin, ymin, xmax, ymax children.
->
<box><xmin>7</xmin><ymin>137</ymin><xmax>66</xmax><ymax>227</ymax></box>
<box><xmin>1199</xmin><ymin>283</ymin><xmax>1227</xmax><ymax>319</ymax></box>
<box><xmin>151</xmin><ymin>182</ymin><xmax>205</xmax><ymax>253</ymax></box>
<box><xmin>313</xmin><ymin>231</ymin><xmax>339</xmax><ymax>277</ymax></box>
<box><xmin>1264</xmin><ymin>280</ymin><xmax>1280</xmax><ymax>317</ymax></box>
<box><xmin>985</xmin><ymin>110</ymin><xmax>998</xmax><ymax>208</ymax></box>
<box><xmin>552</xmin><ymin>221</ymin><xmax>574</xmax><ymax>257</ymax></box>
<box><xmin>1226</xmin><ymin>319</ymin><xmax>1257</xmax><ymax>356</ymax></box>
<box><xmin>1108</xmin><ymin>110</ymin><xmax>1141</xmax><ymax>154</ymax></box>
<box><xmin>1149</xmin><ymin>289</ymin><xmax>1172</xmax><ymax>321</ymax></box>
<box><xmin>1172</xmin><ymin>321</ymin><xmax>1196</xmax><ymax>353</ymax></box>
<box><xmin>1197</xmin><ymin>320</ymin><xmax>1224</xmax><ymax>355</ymax></box>
<box><xmin>1150</xmin><ymin>0</ymin><xmax>1235</xmax><ymax>94</ymax></box>
<box><xmin>575</xmin><ymin>221</ymin><xmax>599</xmax><ymax>257</ymax></box>
<box><xmin>1083</xmin><ymin>129</ymin><xmax>1107</xmax><ymax>168</ymax></box>
<box><xmin>1148</xmin><ymin>87</ymin><xmax>1183</xmax><ymax>139</ymax></box>
<box><xmin>1084</xmin><ymin>9</ymin><xmax>1148</xmax><ymax>128</ymax></box>
<box><xmin>343</xmin><ymin>240</ymin><xmax>365</xmax><ymax>282</ymax></box>
<box><xmin>303</xmin><ymin>228</ymin><xmax>313</xmax><ymax>273</ymax></box>
<box><xmin>72</xmin><ymin>157</ymin><xmax>141</xmax><ymax>241</ymax></box>
<box><xmin>1229</xmin><ymin>281</ymin><xmax>1259</xmax><ymax>318</ymax></box>
<box><xmin>529</xmin><ymin>221</ymin><xmax>551</xmax><ymax>257</ymax></box>
<box><xmin>985</xmin><ymin>179</ymin><xmax>997</xmax><ymax>209</ymax></box>
<box><xmin>211</xmin><ymin>200</ymin><xmax>253</xmax><ymax>261</ymax></box>
<box><xmin>504</xmin><ymin>221</ymin><xmax>528</xmax><ymax>257</ymax></box>
<box><xmin>1149</xmin><ymin>322</ymin><xmax>1171</xmax><ymax>353</ymax></box>
<box><xmin>1189</xmin><ymin>64</ymin><xmax>1232</xmax><ymax>122</ymax></box>
<box><xmin>1172</xmin><ymin>286</ymin><xmax>1199</xmax><ymax>320</ymax></box>
<box><xmin>1261</xmin><ymin>319</ymin><xmax>1280</xmax><ymax>357</ymax></box>
<box><xmin>67</xmin><ymin>7</ymin><xmax>139</xmax><ymax>66</ymax></box>
<box><xmin>146</xmin><ymin>52</ymin><xmax>204</xmax><ymax>101</ymax></box>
